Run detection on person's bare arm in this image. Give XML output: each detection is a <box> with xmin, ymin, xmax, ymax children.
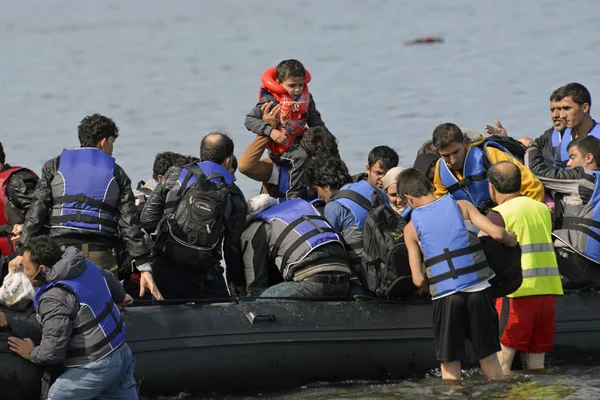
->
<box><xmin>457</xmin><ymin>200</ymin><xmax>517</xmax><ymax>247</ymax></box>
<box><xmin>404</xmin><ymin>222</ymin><xmax>427</xmax><ymax>290</ymax></box>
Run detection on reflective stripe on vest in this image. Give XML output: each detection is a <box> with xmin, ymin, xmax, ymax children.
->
<box><xmin>438</xmin><ymin>141</ymin><xmax>509</xmax><ymax>207</ymax></box>
<box><xmin>330</xmin><ymin>180</ymin><xmax>375</xmax><ymax>231</ymax></box>
<box><xmin>493</xmin><ymin>196</ymin><xmax>563</xmax><ymax>297</ymax></box>
<box><xmin>553</xmin><ymin>121</ymin><xmax>600</xmax><ymax>167</ymax></box>
<box><xmin>553</xmin><ymin>170</ymin><xmax>600</xmax><ymax>263</ymax></box>
<box><xmin>50</xmin><ymin>149</ymin><xmax>118</xmax><ymax>234</ymax></box>
<box><xmin>254</xmin><ymin>199</ymin><xmax>341</xmax><ymax>277</ymax></box>
<box><xmin>411</xmin><ymin>195</ymin><xmax>494</xmax><ymax>300</ymax></box>
<box><xmin>34</xmin><ymin>259</ymin><xmax>126</xmax><ymax>367</ymax></box>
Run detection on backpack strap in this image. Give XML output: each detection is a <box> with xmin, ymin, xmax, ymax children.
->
<box><xmin>331</xmin><ymin>190</ymin><xmax>373</xmax><ymax>211</ymax></box>
<box><xmin>176</xmin><ymin>164</ymin><xmax>208</xmax><ymax>198</ymax></box>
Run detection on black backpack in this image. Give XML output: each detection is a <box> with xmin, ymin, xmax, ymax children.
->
<box><xmin>154</xmin><ymin>165</ymin><xmax>230</xmax><ymax>268</ymax></box>
<box><xmin>484</xmin><ymin>135</ymin><xmax>527</xmax><ymax>164</ymax></box>
<box><xmin>332</xmin><ymin>187</ymin><xmax>415</xmax><ymax>299</ymax></box>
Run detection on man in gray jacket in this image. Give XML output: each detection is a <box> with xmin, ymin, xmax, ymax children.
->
<box><xmin>1</xmin><ymin>236</ymin><xmax>137</xmax><ymax>399</ymax></box>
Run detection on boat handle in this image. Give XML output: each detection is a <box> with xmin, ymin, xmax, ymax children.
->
<box><xmin>246</xmin><ymin>312</ymin><xmax>276</xmax><ymax>324</ymax></box>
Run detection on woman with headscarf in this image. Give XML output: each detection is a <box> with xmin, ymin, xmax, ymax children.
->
<box><xmin>382</xmin><ymin>167</ymin><xmax>407</xmax><ymax>214</ymax></box>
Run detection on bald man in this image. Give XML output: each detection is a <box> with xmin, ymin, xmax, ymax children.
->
<box><xmin>141</xmin><ymin>132</ymin><xmax>248</xmax><ymax>300</ymax></box>
<box><xmin>486</xmin><ymin>161</ymin><xmax>563</xmax><ymax>375</ymax></box>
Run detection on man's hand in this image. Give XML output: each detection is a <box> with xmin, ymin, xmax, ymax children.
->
<box><xmin>8</xmin><ymin>337</ymin><xmax>34</xmax><ymax>360</ymax></box>
<box><xmin>517</xmin><ymin>137</ymin><xmax>534</xmax><ymax>147</ymax></box>
<box><xmin>484</xmin><ymin>120</ymin><xmax>508</xmax><ymax>136</ymax></box>
<box><xmin>139</xmin><ymin>271</ymin><xmax>164</xmax><ymax>300</ymax></box>
<box><xmin>117</xmin><ymin>294</ymin><xmax>134</xmax><ymax>310</ymax></box>
<box><xmin>229</xmin><ymin>283</ymin><xmax>247</xmax><ymax>297</ymax></box>
<box><xmin>260</xmin><ymin>102</ymin><xmax>281</xmax><ymax>128</ymax></box>
<box><xmin>10</xmin><ymin>224</ymin><xmax>23</xmax><ymax>242</ymax></box>
<box><xmin>269</xmin><ymin>129</ymin><xmax>288</xmax><ymax>145</ymax></box>
<box><xmin>0</xmin><ymin>312</ymin><xmax>8</xmax><ymax>328</ymax></box>
<box><xmin>8</xmin><ymin>255</ymin><xmax>23</xmax><ymax>273</ymax></box>
<box><xmin>505</xmin><ymin>231</ymin><xmax>518</xmax><ymax>248</ymax></box>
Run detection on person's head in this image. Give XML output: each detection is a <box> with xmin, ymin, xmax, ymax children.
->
<box><xmin>228</xmin><ymin>155</ymin><xmax>238</xmax><ymax>175</ymax></box>
<box><xmin>200</xmin><ymin>132</ymin><xmax>234</xmax><ymax>170</ymax></box>
<box><xmin>78</xmin><ymin>114</ymin><xmax>119</xmax><ymax>156</ymax></box>
<box><xmin>276</xmin><ymin>59</ymin><xmax>306</xmax><ymax>99</ymax></box>
<box><xmin>417</xmin><ymin>140</ymin><xmax>438</xmax><ymax>156</ymax></box>
<box><xmin>395</xmin><ymin>168</ymin><xmax>435</xmax><ymax>209</ymax></box>
<box><xmin>173</xmin><ymin>155</ymin><xmax>201</xmax><ymax>167</ymax></box>
<box><xmin>555</xmin><ymin>83</ymin><xmax>592</xmax><ymax>130</ymax></box>
<box><xmin>300</xmin><ymin>126</ymin><xmax>341</xmax><ymax>160</ymax></box>
<box><xmin>432</xmin><ymin>123</ymin><xmax>467</xmax><ymax>170</ymax></box>
<box><xmin>0</xmin><ymin>142</ymin><xmax>5</xmax><ymax>166</ymax></box>
<box><xmin>304</xmin><ymin>157</ymin><xmax>352</xmax><ymax>202</ymax></box>
<box><xmin>413</xmin><ymin>152</ymin><xmax>441</xmax><ymax>183</ymax></box>
<box><xmin>487</xmin><ymin>161</ymin><xmax>522</xmax><ymax>204</ymax></box>
<box><xmin>366</xmin><ymin>146</ymin><xmax>399</xmax><ymax>188</ymax></box>
<box><xmin>382</xmin><ymin>167</ymin><xmax>407</xmax><ymax>214</ymax></box>
<box><xmin>549</xmin><ymin>86</ymin><xmax>567</xmax><ymax>131</ymax></box>
<box><xmin>22</xmin><ymin>236</ymin><xmax>63</xmax><ymax>287</ymax></box>
<box><xmin>152</xmin><ymin>151</ymin><xmax>182</xmax><ymax>182</ymax></box>
<box><xmin>567</xmin><ymin>136</ymin><xmax>600</xmax><ymax>170</ymax></box>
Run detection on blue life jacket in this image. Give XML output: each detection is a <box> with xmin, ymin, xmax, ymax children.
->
<box><xmin>438</xmin><ymin>141</ymin><xmax>509</xmax><ymax>208</ymax></box>
<box><xmin>50</xmin><ymin>149</ymin><xmax>119</xmax><ymax>234</ymax></box>
<box><xmin>254</xmin><ymin>199</ymin><xmax>341</xmax><ymax>276</ymax></box>
<box><xmin>330</xmin><ymin>180</ymin><xmax>376</xmax><ymax>231</ymax></box>
<box><xmin>551</xmin><ymin>122</ymin><xmax>600</xmax><ymax>167</ymax></box>
<box><xmin>411</xmin><ymin>195</ymin><xmax>494</xmax><ymax>299</ymax></box>
<box><xmin>34</xmin><ymin>259</ymin><xmax>126</xmax><ymax>367</ymax></box>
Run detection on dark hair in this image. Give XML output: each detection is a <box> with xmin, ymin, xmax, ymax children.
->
<box><xmin>300</xmin><ymin>126</ymin><xmax>341</xmax><ymax>159</ymax></box>
<box><xmin>23</xmin><ymin>236</ymin><xmax>63</xmax><ymax>268</ymax></box>
<box><xmin>276</xmin><ymin>59</ymin><xmax>306</xmax><ymax>82</ymax></box>
<box><xmin>230</xmin><ymin>155</ymin><xmax>238</xmax><ymax>173</ymax></box>
<box><xmin>200</xmin><ymin>132</ymin><xmax>234</xmax><ymax>165</ymax></box>
<box><xmin>432</xmin><ymin>123</ymin><xmax>464</xmax><ymax>149</ymax></box>
<box><xmin>549</xmin><ymin>86</ymin><xmax>563</xmax><ymax>102</ymax></box>
<box><xmin>417</xmin><ymin>140</ymin><xmax>438</xmax><ymax>156</ymax></box>
<box><xmin>556</xmin><ymin>82</ymin><xmax>592</xmax><ymax>110</ymax></box>
<box><xmin>396</xmin><ymin>168</ymin><xmax>434</xmax><ymax>198</ymax></box>
<box><xmin>487</xmin><ymin>161</ymin><xmax>521</xmax><ymax>194</ymax></box>
<box><xmin>568</xmin><ymin>135</ymin><xmax>600</xmax><ymax>164</ymax></box>
<box><xmin>173</xmin><ymin>155</ymin><xmax>201</xmax><ymax>167</ymax></box>
<box><xmin>78</xmin><ymin>114</ymin><xmax>119</xmax><ymax>148</ymax></box>
<box><xmin>0</xmin><ymin>142</ymin><xmax>5</xmax><ymax>164</ymax></box>
<box><xmin>152</xmin><ymin>151</ymin><xmax>183</xmax><ymax>180</ymax></box>
<box><xmin>368</xmin><ymin>146</ymin><xmax>399</xmax><ymax>170</ymax></box>
<box><xmin>303</xmin><ymin>157</ymin><xmax>352</xmax><ymax>190</ymax></box>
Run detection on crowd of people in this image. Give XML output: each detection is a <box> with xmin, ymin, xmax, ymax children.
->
<box><xmin>0</xmin><ymin>58</ymin><xmax>598</xmax><ymax>397</ymax></box>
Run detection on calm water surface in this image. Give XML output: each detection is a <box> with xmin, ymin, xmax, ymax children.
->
<box><xmin>2</xmin><ymin>0</ymin><xmax>600</xmax><ymax>398</ymax></box>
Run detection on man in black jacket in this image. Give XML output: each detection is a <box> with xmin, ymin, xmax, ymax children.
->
<box><xmin>0</xmin><ymin>142</ymin><xmax>38</xmax><ymax>261</ymax></box>
<box><xmin>141</xmin><ymin>132</ymin><xmax>247</xmax><ymax>300</ymax></box>
<box><xmin>17</xmin><ymin>114</ymin><xmax>161</xmax><ymax>299</ymax></box>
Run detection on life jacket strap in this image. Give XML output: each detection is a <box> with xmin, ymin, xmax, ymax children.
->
<box><xmin>280</xmin><ymin>226</ymin><xmax>336</xmax><ymax>269</ymax></box>
<box><xmin>560</xmin><ymin>217</ymin><xmax>600</xmax><ymax>244</ymax></box>
<box><xmin>331</xmin><ymin>190</ymin><xmax>373</xmax><ymax>211</ymax></box>
<box><xmin>271</xmin><ymin>215</ymin><xmax>327</xmax><ymax>259</ymax></box>
<box><xmin>445</xmin><ymin>173</ymin><xmax>487</xmax><ymax>194</ymax></box>
<box><xmin>50</xmin><ymin>213</ymin><xmax>115</xmax><ymax>226</ymax></box>
<box><xmin>424</xmin><ymin>243</ymin><xmax>484</xmax><ymax>268</ymax></box>
<box><xmin>54</xmin><ymin>194</ymin><xmax>117</xmax><ymax>214</ymax></box>
<box><xmin>427</xmin><ymin>260</ymin><xmax>489</xmax><ymax>285</ymax></box>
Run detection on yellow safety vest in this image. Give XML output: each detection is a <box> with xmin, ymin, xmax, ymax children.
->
<box><xmin>493</xmin><ymin>196</ymin><xmax>563</xmax><ymax>298</ymax></box>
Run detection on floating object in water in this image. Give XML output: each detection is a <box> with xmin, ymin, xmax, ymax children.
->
<box><xmin>404</xmin><ymin>36</ymin><xmax>444</xmax><ymax>46</ymax></box>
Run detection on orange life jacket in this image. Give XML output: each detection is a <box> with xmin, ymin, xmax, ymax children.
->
<box><xmin>259</xmin><ymin>67</ymin><xmax>312</xmax><ymax>155</ymax></box>
<box><xmin>0</xmin><ymin>166</ymin><xmax>37</xmax><ymax>256</ymax></box>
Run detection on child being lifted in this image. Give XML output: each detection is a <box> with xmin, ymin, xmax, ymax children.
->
<box><xmin>245</xmin><ymin>59</ymin><xmax>325</xmax><ymax>200</ymax></box>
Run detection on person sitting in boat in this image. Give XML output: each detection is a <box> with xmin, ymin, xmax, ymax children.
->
<box><xmin>133</xmin><ymin>151</ymin><xmax>183</xmax><ymax>208</ymax></box>
<box><xmin>242</xmin><ymin>196</ymin><xmax>351</xmax><ymax>299</ymax></box>
<box><xmin>0</xmin><ymin>142</ymin><xmax>38</xmax><ymax>262</ymax></box>
<box><xmin>525</xmin><ymin>135</ymin><xmax>600</xmax><ymax>286</ymax></box>
<box><xmin>432</xmin><ymin>122</ymin><xmax>545</xmax><ymax>214</ymax></box>
<box><xmin>485</xmin><ymin>162</ymin><xmax>563</xmax><ymax>375</ymax></box>
<box><xmin>382</xmin><ymin>167</ymin><xmax>407</xmax><ymax>215</ymax></box>
<box><xmin>140</xmin><ymin>132</ymin><xmax>248</xmax><ymax>300</ymax></box>
<box><xmin>16</xmin><ymin>114</ymin><xmax>162</xmax><ymax>300</ymax></box>
<box><xmin>399</xmin><ymin>168</ymin><xmax>517</xmax><ymax>381</ymax></box>
<box><xmin>239</xmin><ymin>124</ymin><xmax>339</xmax><ymax>199</ymax></box>
<box><xmin>352</xmin><ymin>146</ymin><xmax>399</xmax><ymax>189</ymax></box>
<box><xmin>1</xmin><ymin>235</ymin><xmax>138</xmax><ymax>399</ymax></box>
<box><xmin>244</xmin><ymin>59</ymin><xmax>325</xmax><ymax>200</ymax></box>
<box><xmin>485</xmin><ymin>86</ymin><xmax>567</xmax><ymax>167</ymax></box>
<box><xmin>413</xmin><ymin>152</ymin><xmax>441</xmax><ymax>183</ymax></box>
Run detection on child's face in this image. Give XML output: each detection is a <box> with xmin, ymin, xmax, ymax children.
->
<box><xmin>278</xmin><ymin>77</ymin><xmax>305</xmax><ymax>98</ymax></box>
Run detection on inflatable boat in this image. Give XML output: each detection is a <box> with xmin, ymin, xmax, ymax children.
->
<box><xmin>2</xmin><ymin>291</ymin><xmax>600</xmax><ymax>399</ymax></box>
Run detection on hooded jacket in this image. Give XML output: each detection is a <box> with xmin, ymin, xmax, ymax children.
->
<box><xmin>29</xmin><ymin>247</ymin><xmax>126</xmax><ymax>366</ymax></box>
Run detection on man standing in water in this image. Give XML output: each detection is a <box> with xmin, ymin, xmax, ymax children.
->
<box><xmin>399</xmin><ymin>168</ymin><xmax>517</xmax><ymax>380</ymax></box>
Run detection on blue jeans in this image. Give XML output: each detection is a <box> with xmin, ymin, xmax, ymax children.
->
<box><xmin>258</xmin><ymin>280</ymin><xmax>348</xmax><ymax>300</ymax></box>
<box><xmin>47</xmin><ymin>344</ymin><xmax>137</xmax><ymax>400</ymax></box>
